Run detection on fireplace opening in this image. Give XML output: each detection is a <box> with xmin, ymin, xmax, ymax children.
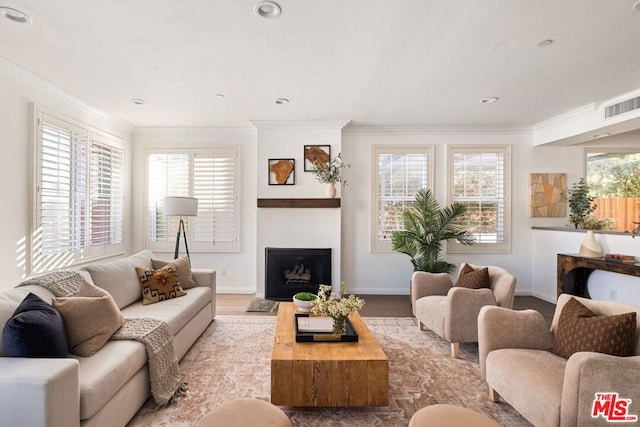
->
<box><xmin>265</xmin><ymin>247</ymin><xmax>331</xmax><ymax>301</ymax></box>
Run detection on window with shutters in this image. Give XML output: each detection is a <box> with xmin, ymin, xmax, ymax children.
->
<box><xmin>146</xmin><ymin>148</ymin><xmax>239</xmax><ymax>252</ymax></box>
<box><xmin>447</xmin><ymin>145</ymin><xmax>511</xmax><ymax>253</ymax></box>
<box><xmin>33</xmin><ymin>111</ymin><xmax>125</xmax><ymax>273</ymax></box>
<box><xmin>372</xmin><ymin>146</ymin><xmax>434</xmax><ymax>252</ymax></box>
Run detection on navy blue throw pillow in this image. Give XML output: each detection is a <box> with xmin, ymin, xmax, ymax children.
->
<box><xmin>2</xmin><ymin>292</ymin><xmax>68</xmax><ymax>358</ymax></box>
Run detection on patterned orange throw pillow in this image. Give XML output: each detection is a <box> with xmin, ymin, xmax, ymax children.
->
<box><xmin>455</xmin><ymin>264</ymin><xmax>491</xmax><ymax>289</ymax></box>
<box><xmin>135</xmin><ymin>264</ymin><xmax>186</xmax><ymax>305</ymax></box>
<box><xmin>551</xmin><ymin>297</ymin><xmax>636</xmax><ymax>359</ymax></box>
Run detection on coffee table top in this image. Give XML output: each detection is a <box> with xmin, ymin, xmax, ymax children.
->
<box><xmin>272</xmin><ymin>302</ymin><xmax>387</xmax><ymax>362</ymax></box>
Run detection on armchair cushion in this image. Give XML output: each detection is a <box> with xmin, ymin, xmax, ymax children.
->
<box><xmin>454</xmin><ymin>264</ymin><xmax>491</xmax><ymax>289</ymax></box>
<box><xmin>551</xmin><ymin>297</ymin><xmax>636</xmax><ymax>359</ymax></box>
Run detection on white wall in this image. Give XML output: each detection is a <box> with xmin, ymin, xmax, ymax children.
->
<box><xmin>132</xmin><ymin>127</ymin><xmax>258</xmax><ymax>294</ymax></box>
<box><xmin>253</xmin><ymin>121</ymin><xmax>347</xmax><ymax>297</ymax></box>
<box><xmin>0</xmin><ymin>71</ymin><xmax>133</xmax><ymax>291</ymax></box>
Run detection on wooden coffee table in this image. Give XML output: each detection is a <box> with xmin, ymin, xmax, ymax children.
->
<box><xmin>271</xmin><ymin>302</ymin><xmax>389</xmax><ymax>407</ymax></box>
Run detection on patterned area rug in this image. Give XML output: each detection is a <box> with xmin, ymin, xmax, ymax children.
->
<box><xmin>127</xmin><ymin>316</ymin><xmax>531</xmax><ymax>427</ymax></box>
<box><xmin>246</xmin><ymin>297</ymin><xmax>279</xmax><ymax>312</ymax></box>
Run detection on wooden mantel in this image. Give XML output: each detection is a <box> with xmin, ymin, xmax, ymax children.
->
<box><xmin>257</xmin><ymin>198</ymin><xmax>341</xmax><ymax>208</ymax></box>
<box><xmin>557</xmin><ymin>253</ymin><xmax>640</xmax><ymax>298</ymax></box>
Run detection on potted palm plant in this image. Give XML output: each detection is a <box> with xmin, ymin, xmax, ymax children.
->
<box><xmin>391</xmin><ymin>188</ymin><xmax>476</xmax><ymax>273</ymax></box>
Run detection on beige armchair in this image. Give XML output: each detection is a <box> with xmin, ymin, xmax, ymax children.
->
<box><xmin>478</xmin><ymin>294</ymin><xmax>640</xmax><ymax>427</ymax></box>
<box><xmin>411</xmin><ymin>263</ymin><xmax>516</xmax><ymax>357</ymax></box>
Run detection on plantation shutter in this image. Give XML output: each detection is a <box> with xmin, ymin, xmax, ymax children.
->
<box><xmin>193</xmin><ymin>148</ymin><xmax>239</xmax><ymax>251</ymax></box>
<box><xmin>34</xmin><ymin>111</ymin><xmax>126</xmax><ymax>273</ymax></box>
<box><xmin>90</xmin><ymin>134</ymin><xmax>124</xmax><ymax>251</ymax></box>
<box><xmin>448</xmin><ymin>146</ymin><xmax>510</xmax><ymax>253</ymax></box>
<box><xmin>373</xmin><ymin>147</ymin><xmax>433</xmax><ymax>252</ymax></box>
<box><xmin>146</xmin><ymin>152</ymin><xmax>191</xmax><ymax>245</ymax></box>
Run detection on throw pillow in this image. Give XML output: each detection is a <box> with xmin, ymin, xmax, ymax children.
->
<box><xmin>551</xmin><ymin>297</ymin><xmax>636</xmax><ymax>359</ymax></box>
<box><xmin>152</xmin><ymin>256</ymin><xmax>198</xmax><ymax>289</ymax></box>
<box><xmin>136</xmin><ymin>264</ymin><xmax>186</xmax><ymax>305</ymax></box>
<box><xmin>2</xmin><ymin>293</ymin><xmax>68</xmax><ymax>358</ymax></box>
<box><xmin>52</xmin><ymin>281</ymin><xmax>124</xmax><ymax>357</ymax></box>
<box><xmin>455</xmin><ymin>264</ymin><xmax>491</xmax><ymax>289</ymax></box>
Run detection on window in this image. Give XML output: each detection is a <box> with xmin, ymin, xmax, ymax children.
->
<box><xmin>33</xmin><ymin>111</ymin><xmax>125</xmax><ymax>273</ymax></box>
<box><xmin>447</xmin><ymin>145</ymin><xmax>510</xmax><ymax>253</ymax></box>
<box><xmin>372</xmin><ymin>146</ymin><xmax>433</xmax><ymax>252</ymax></box>
<box><xmin>146</xmin><ymin>148</ymin><xmax>239</xmax><ymax>252</ymax></box>
<box><xmin>586</xmin><ymin>149</ymin><xmax>640</xmax><ymax>231</ymax></box>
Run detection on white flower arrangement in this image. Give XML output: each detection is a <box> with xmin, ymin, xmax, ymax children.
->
<box><xmin>311</xmin><ymin>153</ymin><xmax>351</xmax><ymax>186</ymax></box>
<box><xmin>311</xmin><ymin>283</ymin><xmax>364</xmax><ymax>319</ymax></box>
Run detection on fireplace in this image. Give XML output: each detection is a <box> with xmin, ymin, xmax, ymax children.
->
<box><xmin>265</xmin><ymin>247</ymin><xmax>332</xmax><ymax>301</ymax></box>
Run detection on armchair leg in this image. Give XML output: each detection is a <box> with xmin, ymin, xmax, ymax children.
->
<box><xmin>488</xmin><ymin>387</ymin><xmax>500</xmax><ymax>402</ymax></box>
<box><xmin>450</xmin><ymin>342</ymin><xmax>459</xmax><ymax>358</ymax></box>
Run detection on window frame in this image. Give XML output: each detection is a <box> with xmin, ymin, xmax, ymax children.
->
<box><xmin>144</xmin><ymin>147</ymin><xmax>240</xmax><ymax>253</ymax></box>
<box><xmin>371</xmin><ymin>145</ymin><xmax>434</xmax><ymax>253</ymax></box>
<box><xmin>447</xmin><ymin>145</ymin><xmax>511</xmax><ymax>254</ymax></box>
<box><xmin>31</xmin><ymin>107</ymin><xmax>126</xmax><ymax>274</ymax></box>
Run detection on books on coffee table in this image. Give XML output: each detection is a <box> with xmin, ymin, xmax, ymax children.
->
<box><xmin>296</xmin><ymin>316</ymin><xmax>333</xmax><ymax>333</ymax></box>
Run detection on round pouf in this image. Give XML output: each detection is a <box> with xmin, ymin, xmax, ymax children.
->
<box><xmin>409</xmin><ymin>404</ymin><xmax>502</xmax><ymax>427</ymax></box>
<box><xmin>197</xmin><ymin>398</ymin><xmax>292</xmax><ymax>427</ymax></box>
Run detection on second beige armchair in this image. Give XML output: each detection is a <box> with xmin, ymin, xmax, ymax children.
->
<box><xmin>411</xmin><ymin>263</ymin><xmax>516</xmax><ymax>357</ymax></box>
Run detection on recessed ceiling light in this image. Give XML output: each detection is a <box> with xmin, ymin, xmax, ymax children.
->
<box><xmin>592</xmin><ymin>133</ymin><xmax>610</xmax><ymax>138</ymax></box>
<box><xmin>254</xmin><ymin>1</ymin><xmax>281</xmax><ymax>18</ymax></box>
<box><xmin>633</xmin><ymin>0</ymin><xmax>640</xmax><ymax>11</ymax></box>
<box><xmin>275</xmin><ymin>98</ymin><xmax>289</xmax><ymax>105</ymax></box>
<box><xmin>131</xmin><ymin>98</ymin><xmax>146</xmax><ymax>105</ymax></box>
<box><xmin>479</xmin><ymin>97</ymin><xmax>499</xmax><ymax>104</ymax></box>
<box><xmin>538</xmin><ymin>39</ymin><xmax>554</xmax><ymax>48</ymax></box>
<box><xmin>0</xmin><ymin>7</ymin><xmax>31</xmax><ymax>24</ymax></box>
<box><xmin>216</xmin><ymin>93</ymin><xmax>225</xmax><ymax>99</ymax></box>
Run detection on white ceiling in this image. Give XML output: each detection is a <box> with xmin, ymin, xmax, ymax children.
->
<box><xmin>1</xmin><ymin>0</ymin><xmax>640</xmax><ymax>128</ymax></box>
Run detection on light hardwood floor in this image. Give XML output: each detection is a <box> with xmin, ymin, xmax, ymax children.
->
<box><xmin>216</xmin><ymin>293</ymin><xmax>556</xmax><ymax>322</ymax></box>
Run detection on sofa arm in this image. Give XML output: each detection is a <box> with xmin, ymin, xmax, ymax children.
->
<box><xmin>444</xmin><ymin>287</ymin><xmax>496</xmax><ymax>343</ymax></box>
<box><xmin>478</xmin><ymin>306</ymin><xmax>553</xmax><ymax>378</ymax></box>
<box><xmin>0</xmin><ymin>358</ymin><xmax>79</xmax><ymax>427</ymax></box>
<box><xmin>192</xmin><ymin>269</ymin><xmax>216</xmax><ymax>318</ymax></box>
<box><xmin>561</xmin><ymin>353</ymin><xmax>640</xmax><ymax>427</ymax></box>
<box><xmin>411</xmin><ymin>271</ymin><xmax>453</xmax><ymax>315</ymax></box>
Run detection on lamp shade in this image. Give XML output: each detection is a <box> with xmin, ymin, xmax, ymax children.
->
<box><xmin>164</xmin><ymin>197</ymin><xmax>198</xmax><ymax>217</ymax></box>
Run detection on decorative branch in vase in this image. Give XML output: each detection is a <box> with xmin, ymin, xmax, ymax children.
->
<box><xmin>311</xmin><ymin>153</ymin><xmax>351</xmax><ymax>198</ymax></box>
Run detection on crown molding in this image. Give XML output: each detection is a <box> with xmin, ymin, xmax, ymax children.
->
<box><xmin>342</xmin><ymin>125</ymin><xmax>530</xmax><ymax>135</ymax></box>
<box><xmin>250</xmin><ymin>119</ymin><xmax>351</xmax><ymax>130</ymax></box>
<box><xmin>0</xmin><ymin>55</ymin><xmax>133</xmax><ymax>133</ymax></box>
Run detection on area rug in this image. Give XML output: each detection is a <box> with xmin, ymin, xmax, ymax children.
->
<box><xmin>245</xmin><ymin>297</ymin><xmax>279</xmax><ymax>312</ymax></box>
<box><xmin>127</xmin><ymin>316</ymin><xmax>531</xmax><ymax>427</ymax></box>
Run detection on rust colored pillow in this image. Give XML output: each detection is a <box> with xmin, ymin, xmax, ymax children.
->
<box><xmin>135</xmin><ymin>264</ymin><xmax>186</xmax><ymax>305</ymax></box>
<box><xmin>152</xmin><ymin>256</ymin><xmax>197</xmax><ymax>289</ymax></box>
<box><xmin>455</xmin><ymin>264</ymin><xmax>491</xmax><ymax>289</ymax></box>
<box><xmin>551</xmin><ymin>297</ymin><xmax>636</xmax><ymax>359</ymax></box>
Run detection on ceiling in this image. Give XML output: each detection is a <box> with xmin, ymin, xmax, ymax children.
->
<box><xmin>1</xmin><ymin>0</ymin><xmax>640</xmax><ymax>128</ymax></box>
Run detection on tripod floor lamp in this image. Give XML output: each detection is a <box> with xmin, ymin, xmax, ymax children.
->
<box><xmin>164</xmin><ymin>196</ymin><xmax>198</xmax><ymax>262</ymax></box>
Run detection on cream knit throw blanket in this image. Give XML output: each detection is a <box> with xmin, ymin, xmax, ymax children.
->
<box><xmin>19</xmin><ymin>271</ymin><xmax>187</xmax><ymax>407</ymax></box>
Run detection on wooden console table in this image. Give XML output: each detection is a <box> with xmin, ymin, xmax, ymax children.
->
<box><xmin>557</xmin><ymin>253</ymin><xmax>640</xmax><ymax>298</ymax></box>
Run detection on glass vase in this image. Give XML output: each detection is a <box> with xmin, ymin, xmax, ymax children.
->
<box><xmin>332</xmin><ymin>316</ymin><xmax>347</xmax><ymax>335</ymax></box>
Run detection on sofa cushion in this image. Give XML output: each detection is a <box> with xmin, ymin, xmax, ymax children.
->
<box><xmin>455</xmin><ymin>264</ymin><xmax>491</xmax><ymax>289</ymax></box>
<box><xmin>486</xmin><ymin>348</ymin><xmax>565</xmax><ymax>427</ymax></box>
<box><xmin>135</xmin><ymin>264</ymin><xmax>186</xmax><ymax>305</ymax></box>
<box><xmin>2</xmin><ymin>293</ymin><xmax>68</xmax><ymax>358</ymax></box>
<box><xmin>83</xmin><ymin>250</ymin><xmax>153</xmax><ymax>309</ymax></box>
<box><xmin>121</xmin><ymin>286</ymin><xmax>211</xmax><ymax>335</ymax></box>
<box><xmin>53</xmin><ymin>281</ymin><xmax>124</xmax><ymax>357</ymax></box>
<box><xmin>152</xmin><ymin>256</ymin><xmax>198</xmax><ymax>289</ymax></box>
<box><xmin>74</xmin><ymin>339</ymin><xmax>147</xmax><ymax>420</ymax></box>
<box><xmin>551</xmin><ymin>297</ymin><xmax>636</xmax><ymax>359</ymax></box>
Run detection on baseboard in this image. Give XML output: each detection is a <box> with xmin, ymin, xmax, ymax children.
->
<box><xmin>216</xmin><ymin>286</ymin><xmax>258</xmax><ymax>295</ymax></box>
<box><xmin>351</xmin><ymin>287</ymin><xmax>410</xmax><ymax>296</ymax></box>
<box><xmin>531</xmin><ymin>289</ymin><xmax>557</xmax><ymax>304</ymax></box>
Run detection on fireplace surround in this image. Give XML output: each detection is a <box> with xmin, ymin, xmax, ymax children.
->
<box><xmin>265</xmin><ymin>247</ymin><xmax>332</xmax><ymax>301</ymax></box>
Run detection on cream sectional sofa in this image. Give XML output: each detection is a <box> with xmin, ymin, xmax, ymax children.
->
<box><xmin>0</xmin><ymin>250</ymin><xmax>216</xmax><ymax>427</ymax></box>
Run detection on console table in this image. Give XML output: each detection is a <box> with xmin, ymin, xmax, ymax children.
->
<box><xmin>557</xmin><ymin>253</ymin><xmax>640</xmax><ymax>298</ymax></box>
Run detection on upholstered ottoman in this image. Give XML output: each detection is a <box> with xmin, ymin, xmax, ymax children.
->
<box><xmin>409</xmin><ymin>404</ymin><xmax>502</xmax><ymax>427</ymax></box>
<box><xmin>197</xmin><ymin>398</ymin><xmax>292</xmax><ymax>427</ymax></box>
